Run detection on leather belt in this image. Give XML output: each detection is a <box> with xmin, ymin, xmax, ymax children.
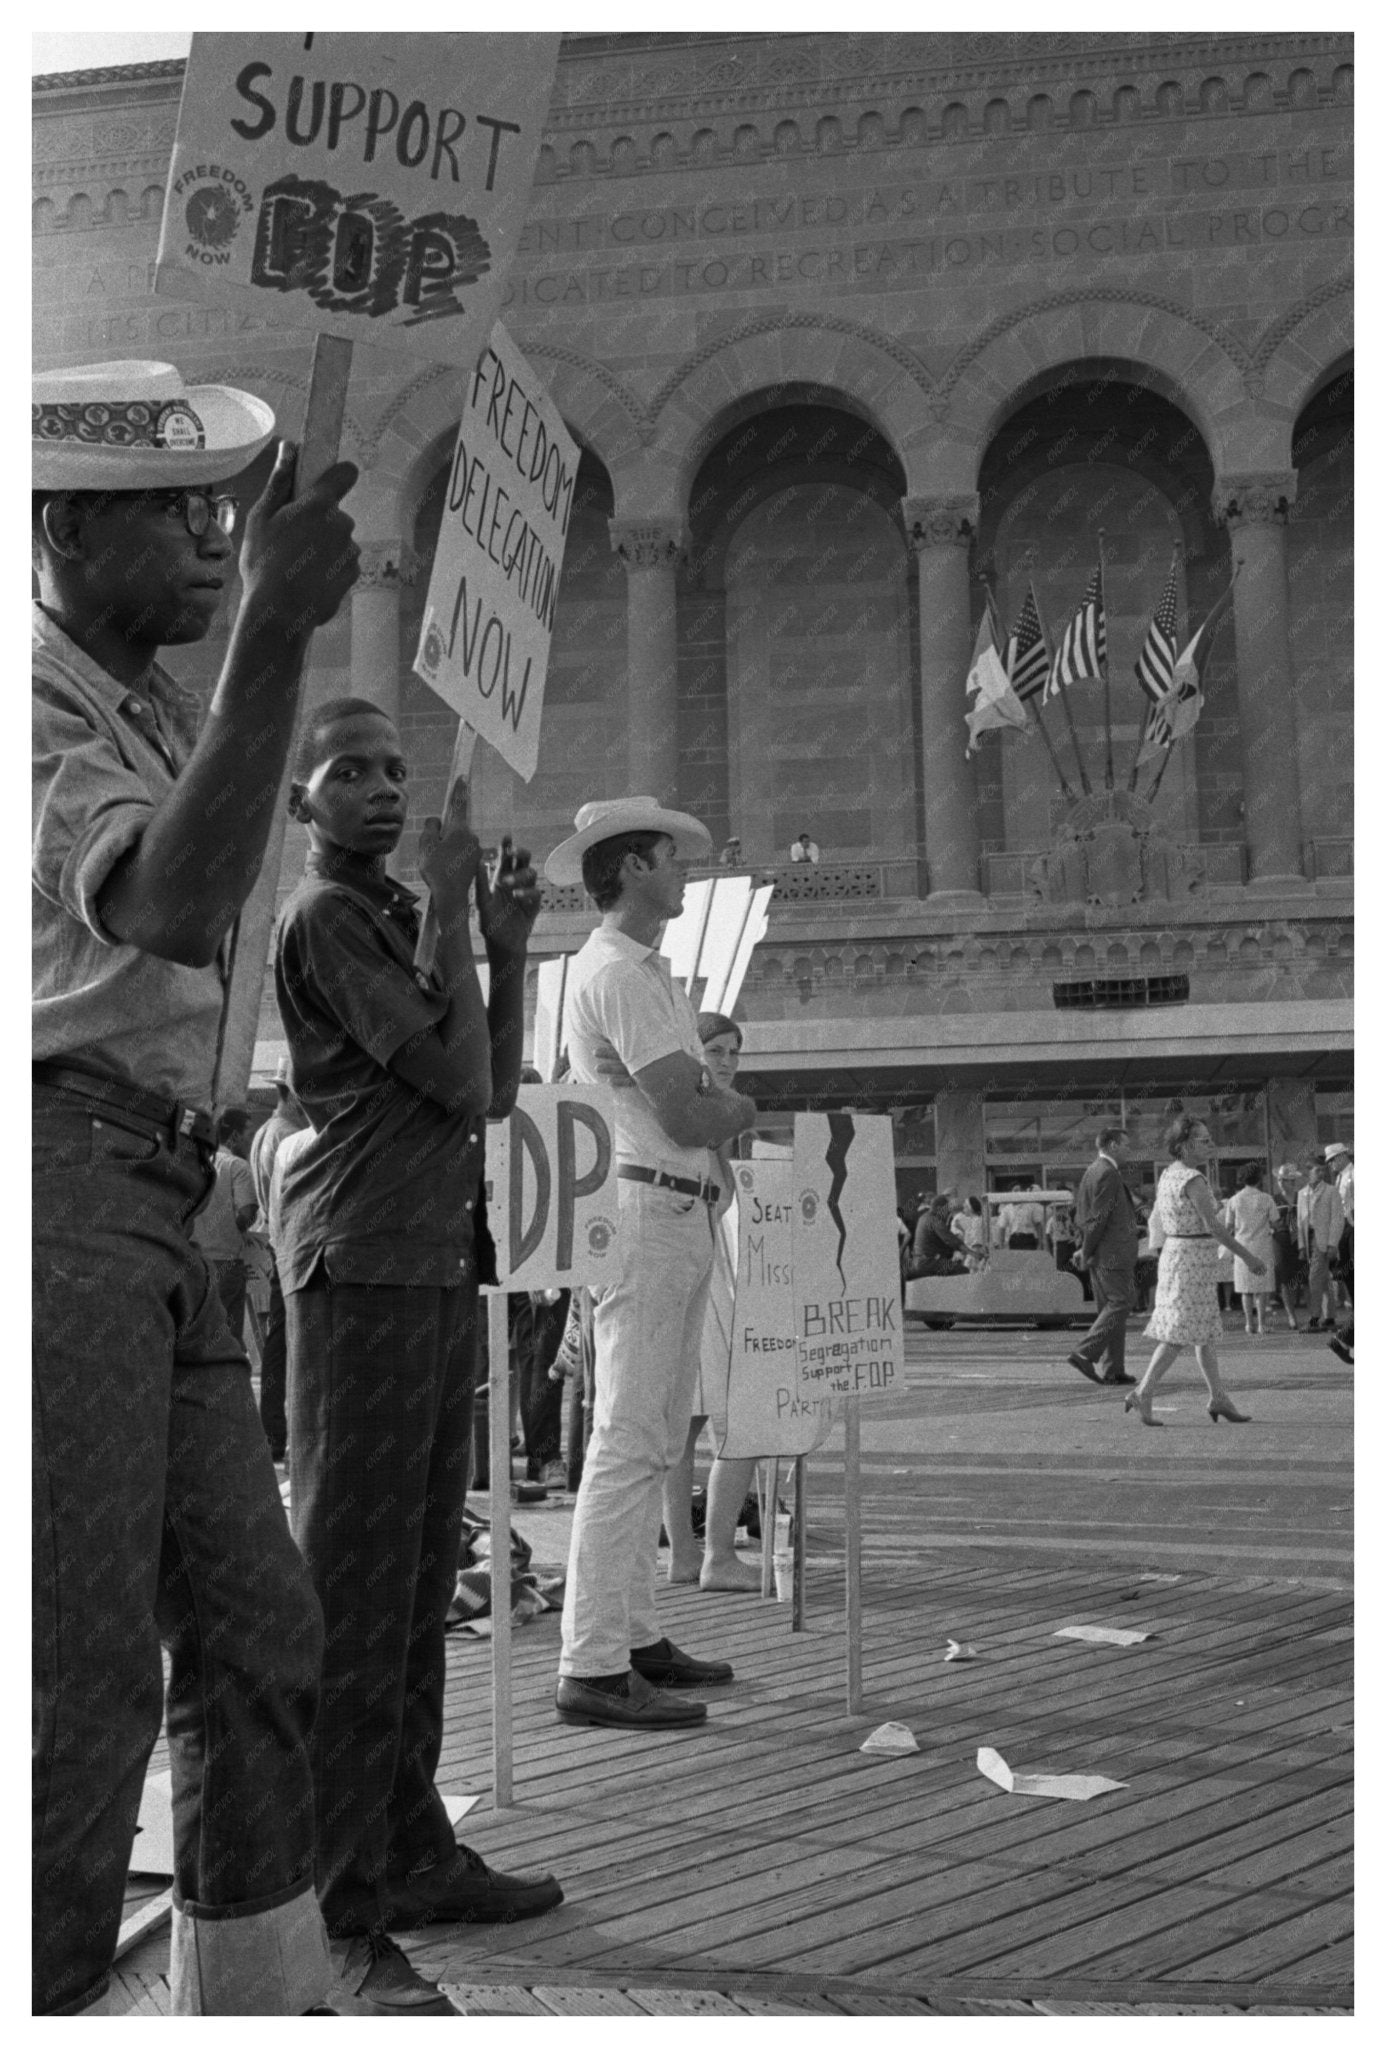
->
<box><xmin>617</xmin><ymin>1164</ymin><xmax>721</xmax><ymax>1206</ymax></box>
<box><xmin>1164</xmin><ymin>1232</ymin><xmax>1212</xmax><ymax>1239</ymax></box>
<box><xmin>33</xmin><ymin>1059</ymin><xmax>216</xmax><ymax>1149</ymax></box>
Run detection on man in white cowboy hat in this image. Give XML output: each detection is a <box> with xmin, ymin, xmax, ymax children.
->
<box><xmin>546</xmin><ymin>798</ymin><xmax>758</xmax><ymax>1731</ymax></box>
<box><xmin>32</xmin><ymin>360</ymin><xmax>359</xmax><ymax>2015</ymax></box>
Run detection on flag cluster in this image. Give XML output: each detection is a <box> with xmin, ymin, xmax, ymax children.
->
<box><xmin>1045</xmin><ymin>567</ymin><xmax>1106</xmax><ymax>700</ymax></box>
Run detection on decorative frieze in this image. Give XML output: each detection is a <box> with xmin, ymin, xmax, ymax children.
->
<box><xmin>901</xmin><ymin>494</ymin><xmax>979</xmax><ymax>552</ymax></box>
<box><xmin>1212</xmin><ymin>472</ymin><xmax>1299</xmax><ymax>526</ymax></box>
<box><xmin>609</xmin><ymin>519</ymin><xmax>685</xmax><ymax>571</ymax></box>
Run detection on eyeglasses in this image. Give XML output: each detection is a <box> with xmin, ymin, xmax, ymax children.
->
<box><xmin>145</xmin><ymin>490</ymin><xmax>239</xmax><ymax>538</ymax></box>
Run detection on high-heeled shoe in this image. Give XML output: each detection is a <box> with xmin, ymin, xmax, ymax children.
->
<box><xmin>1124</xmin><ymin>1386</ymin><xmax>1162</xmax><ymax>1427</ymax></box>
<box><xmin>1207</xmin><ymin>1392</ymin><xmax>1251</xmax><ymax>1423</ymax></box>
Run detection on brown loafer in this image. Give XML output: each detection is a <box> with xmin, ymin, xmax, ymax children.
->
<box><xmin>555</xmin><ymin>1668</ymin><xmax>707</xmax><ymax>1729</ymax></box>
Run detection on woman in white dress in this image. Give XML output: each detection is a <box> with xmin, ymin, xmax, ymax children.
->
<box><xmin>1126</xmin><ymin>1114</ymin><xmax>1268</xmax><ymax>1426</ymax></box>
<box><xmin>1225</xmin><ymin>1161</ymin><xmax>1277</xmax><ymax>1335</ymax></box>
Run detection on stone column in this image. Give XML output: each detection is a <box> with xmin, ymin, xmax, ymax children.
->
<box><xmin>610</xmin><ymin>518</ymin><xmax>684</xmax><ymax>799</ymax></box>
<box><xmin>933</xmin><ymin>1087</ymin><xmax>987</xmax><ymax>1202</ymax></box>
<box><xmin>350</xmin><ymin>541</ymin><xmax>417</xmax><ymax>722</ymax></box>
<box><xmin>902</xmin><ymin>494</ymin><xmax>984</xmax><ymax>904</ymax></box>
<box><xmin>1212</xmin><ymin>473</ymin><xmax>1308</xmax><ymax>888</ymax></box>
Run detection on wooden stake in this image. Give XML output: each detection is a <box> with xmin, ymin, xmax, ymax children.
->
<box><xmin>414</xmin><ymin>719</ymin><xmax>479</xmax><ymax>972</ymax></box>
<box><xmin>1098</xmin><ymin>532</ymin><xmax>1114</xmax><ymax>791</ymax></box>
<box><xmin>210</xmin><ymin>333</ymin><xmax>356</xmax><ymax>1110</ymax></box>
<box><xmin>487</xmin><ymin>1291</ymin><xmax>514</xmax><ymax>1807</ymax></box>
<box><xmin>792</xmin><ymin>1454</ymin><xmax>806</xmax><ymax>1633</ymax></box>
<box><xmin>844</xmin><ymin>1402</ymin><xmax>863</xmax><ymax>1712</ymax></box>
<box><xmin>762</xmin><ymin>1456</ymin><xmax>779</xmax><ymax>1599</ymax></box>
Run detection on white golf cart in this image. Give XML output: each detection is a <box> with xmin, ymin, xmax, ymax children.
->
<box><xmin>905</xmin><ymin>1188</ymin><xmax>1088</xmax><ymax>1330</ymax></box>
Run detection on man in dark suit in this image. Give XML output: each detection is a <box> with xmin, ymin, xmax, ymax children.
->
<box><xmin>1065</xmin><ymin>1127</ymin><xmax>1140</xmax><ymax>1386</ymax></box>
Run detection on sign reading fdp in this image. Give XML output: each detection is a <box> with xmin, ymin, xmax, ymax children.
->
<box><xmin>156</xmin><ymin>33</ymin><xmax>559</xmax><ymax>359</ymax></box>
<box><xmin>486</xmin><ymin>1086</ymin><xmax>619</xmax><ymax>1292</ymax></box>
<box><xmin>792</xmin><ymin>1114</ymin><xmax>903</xmax><ymax>1401</ymax></box>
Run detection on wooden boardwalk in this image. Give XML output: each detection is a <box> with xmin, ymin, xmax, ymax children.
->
<box><xmin>117</xmin><ymin>1554</ymin><xmax>1352</xmax><ymax>2015</ymax></box>
<box><xmin>112</xmin><ymin>1323</ymin><xmax>1352</xmax><ymax>2015</ymax></box>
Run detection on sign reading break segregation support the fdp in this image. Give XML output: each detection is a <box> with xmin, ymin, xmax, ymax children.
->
<box><xmin>413</xmin><ymin>324</ymin><xmax>579</xmax><ymax>779</ymax></box>
<box><xmin>791</xmin><ymin>1114</ymin><xmax>903</xmax><ymax>1401</ymax></box>
<box><xmin>710</xmin><ymin>1160</ymin><xmax>836</xmax><ymax>1459</ymax></box>
<box><xmin>485</xmin><ymin>1086</ymin><xmax>618</xmax><ymax>1291</ymax></box>
<box><xmin>155</xmin><ymin>33</ymin><xmax>558</xmax><ymax>359</ymax></box>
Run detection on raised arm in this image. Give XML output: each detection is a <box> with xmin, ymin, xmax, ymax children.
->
<box><xmin>96</xmin><ymin>446</ymin><xmax>360</xmax><ymax>967</ymax></box>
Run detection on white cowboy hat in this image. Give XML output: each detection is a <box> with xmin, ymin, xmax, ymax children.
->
<box><xmin>1274</xmin><ymin>1162</ymin><xmax>1304</xmax><ymax>1179</ymax></box>
<box><xmin>33</xmin><ymin>360</ymin><xmax>276</xmax><ymax>489</ymax></box>
<box><xmin>545</xmin><ymin>796</ymin><xmax>712</xmax><ymax>887</ymax></box>
<box><xmin>1322</xmin><ymin>1142</ymin><xmax>1350</xmax><ymax>1161</ymax></box>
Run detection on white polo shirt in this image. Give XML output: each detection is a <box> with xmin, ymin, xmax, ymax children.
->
<box><xmin>564</xmin><ymin>923</ymin><xmax>713</xmax><ymax>1179</ymax></box>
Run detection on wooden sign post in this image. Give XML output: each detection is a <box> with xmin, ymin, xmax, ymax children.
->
<box><xmin>482</xmin><ymin>1086</ymin><xmax>619</xmax><ymax>1802</ymax></box>
<box><xmin>790</xmin><ymin>1114</ymin><xmax>904</xmax><ymax>1715</ymax></box>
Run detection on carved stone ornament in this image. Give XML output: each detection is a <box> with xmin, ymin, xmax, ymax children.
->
<box><xmin>901</xmin><ymin>495</ymin><xmax>980</xmax><ymax>553</ymax></box>
<box><xmin>609</xmin><ymin>520</ymin><xmax>685</xmax><ymax>572</ymax></box>
<box><xmin>355</xmin><ymin>542</ymin><xmax>419</xmax><ymax>590</ymax></box>
<box><xmin>1036</xmin><ymin>789</ymin><xmax>1205</xmax><ymax>907</ymax></box>
<box><xmin>1211</xmin><ymin>473</ymin><xmax>1298</xmax><ymax>527</ymax></box>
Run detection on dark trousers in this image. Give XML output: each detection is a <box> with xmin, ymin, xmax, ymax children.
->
<box><xmin>259</xmin><ymin>1264</ymin><xmax>288</xmax><ymax>1460</ymax></box>
<box><xmin>33</xmin><ymin>1092</ymin><xmax>323</xmax><ymax>2015</ymax></box>
<box><xmin>1071</xmin><ymin>1255</ymin><xmax>1136</xmax><ymax>1374</ymax></box>
<box><xmin>209</xmin><ymin>1256</ymin><xmax>248</xmax><ymax>1347</ymax></box>
<box><xmin>514</xmin><ymin>1291</ymin><xmax>569</xmax><ymax>1477</ymax></box>
<box><xmin>285</xmin><ymin>1275</ymin><xmax>478</xmax><ymax>1937</ymax></box>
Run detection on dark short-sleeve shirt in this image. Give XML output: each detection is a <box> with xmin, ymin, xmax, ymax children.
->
<box><xmin>272</xmin><ymin>847</ymin><xmax>490</xmax><ymax>1291</ymax></box>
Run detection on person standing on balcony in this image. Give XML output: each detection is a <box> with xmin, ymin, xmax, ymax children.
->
<box><xmin>790</xmin><ymin>830</ymin><xmax>820</xmax><ymax>864</ymax></box>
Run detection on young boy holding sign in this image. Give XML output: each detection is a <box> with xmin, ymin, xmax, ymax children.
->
<box><xmin>273</xmin><ymin>700</ymin><xmax>561</xmax><ymax>2015</ymax></box>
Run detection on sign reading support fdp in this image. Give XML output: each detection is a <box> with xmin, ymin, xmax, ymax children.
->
<box><xmin>486</xmin><ymin>1086</ymin><xmax>619</xmax><ymax>1291</ymax></box>
<box><xmin>413</xmin><ymin>323</ymin><xmax>579</xmax><ymax>780</ymax></box>
<box><xmin>156</xmin><ymin>33</ymin><xmax>558</xmax><ymax>360</ymax></box>
<box><xmin>791</xmin><ymin>1113</ymin><xmax>903</xmax><ymax>1401</ymax></box>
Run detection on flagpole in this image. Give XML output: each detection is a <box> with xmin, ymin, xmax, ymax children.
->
<box><xmin>1146</xmin><ymin>742</ymin><xmax>1176</xmax><ymax>804</ymax></box>
<box><xmin>1098</xmin><ymin>529</ymin><xmax>1114</xmax><ymax>791</ymax></box>
<box><xmin>1031</xmin><ymin>573</ymin><xmax>1092</xmax><ymax>796</ymax></box>
<box><xmin>1129</xmin><ymin>542</ymin><xmax>1182</xmax><ymax>793</ymax></box>
<box><xmin>989</xmin><ymin>576</ymin><xmax>1074</xmax><ymax>798</ymax></box>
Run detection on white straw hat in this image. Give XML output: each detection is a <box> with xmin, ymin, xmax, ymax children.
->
<box><xmin>33</xmin><ymin>360</ymin><xmax>275</xmax><ymax>489</ymax></box>
<box><xmin>545</xmin><ymin>797</ymin><xmax>712</xmax><ymax>887</ymax></box>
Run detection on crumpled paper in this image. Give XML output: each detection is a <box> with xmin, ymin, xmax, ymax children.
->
<box><xmin>860</xmin><ymin>1721</ymin><xmax>919</xmax><ymax>1755</ymax></box>
<box><xmin>1054</xmin><ymin>1624</ymin><xmax>1150</xmax><ymax>1646</ymax></box>
<box><xmin>977</xmin><ymin>1747</ymin><xmax>1126</xmax><ymax>1801</ymax></box>
<box><xmin>944</xmin><ymin>1638</ymin><xmax>978</xmax><ymax>1662</ymax></box>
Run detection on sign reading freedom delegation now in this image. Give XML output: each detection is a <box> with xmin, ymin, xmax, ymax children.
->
<box><xmin>792</xmin><ymin>1113</ymin><xmax>903</xmax><ymax>1401</ymax></box>
<box><xmin>155</xmin><ymin>32</ymin><xmax>558</xmax><ymax>361</ymax></box>
<box><xmin>414</xmin><ymin>323</ymin><xmax>579</xmax><ymax>778</ymax></box>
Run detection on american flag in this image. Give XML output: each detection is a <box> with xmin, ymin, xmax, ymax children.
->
<box><xmin>1004</xmin><ymin>583</ymin><xmax>1050</xmax><ymax>702</ymax></box>
<box><xmin>1045</xmin><ymin>565</ymin><xmax>1106</xmax><ymax>700</ymax></box>
<box><xmin>1134</xmin><ymin>553</ymin><xmax>1180</xmax><ymax>705</ymax></box>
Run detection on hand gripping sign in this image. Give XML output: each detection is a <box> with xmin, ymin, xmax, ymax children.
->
<box><xmin>156</xmin><ymin>33</ymin><xmax>558</xmax><ymax>361</ymax></box>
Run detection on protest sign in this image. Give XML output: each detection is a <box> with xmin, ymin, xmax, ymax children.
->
<box><xmin>413</xmin><ymin>323</ymin><xmax>579</xmax><ymax>778</ymax></box>
<box><xmin>791</xmin><ymin>1113</ymin><xmax>904</xmax><ymax>1402</ymax></box>
<box><xmin>156</xmin><ymin>33</ymin><xmax>558</xmax><ymax>362</ymax></box>
<box><xmin>485</xmin><ymin>1086</ymin><xmax>618</xmax><ymax>1292</ymax></box>
<box><xmin>707</xmin><ymin>1161</ymin><xmax>836</xmax><ymax>1459</ymax></box>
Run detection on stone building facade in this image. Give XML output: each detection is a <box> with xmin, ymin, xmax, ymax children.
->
<box><xmin>33</xmin><ymin>32</ymin><xmax>1352</xmax><ymax>1202</ymax></box>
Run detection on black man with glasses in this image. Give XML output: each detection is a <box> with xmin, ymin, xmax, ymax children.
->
<box><xmin>32</xmin><ymin>361</ymin><xmax>360</xmax><ymax>2015</ymax></box>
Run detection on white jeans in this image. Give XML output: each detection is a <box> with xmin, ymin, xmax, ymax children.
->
<box><xmin>559</xmin><ymin>1178</ymin><xmax>716</xmax><ymax>1677</ymax></box>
